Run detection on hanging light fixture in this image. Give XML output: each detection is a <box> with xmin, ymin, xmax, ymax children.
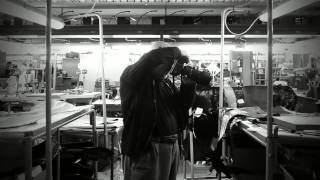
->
<box><xmin>194</xmin><ymin>9</ymin><xmax>214</xmax><ymax>24</ymax></box>
<box><xmin>168</xmin><ymin>10</ymin><xmax>187</xmax><ymax>16</ymax></box>
<box><xmin>112</xmin><ymin>10</ymin><xmax>131</xmax><ymax>18</ymax></box>
<box><xmin>0</xmin><ymin>0</ymin><xmax>65</xmax><ymax>29</ymax></box>
<box><xmin>107</xmin><ymin>10</ymin><xmax>132</xmax><ymax>24</ymax></box>
<box><xmin>136</xmin><ymin>10</ymin><xmax>157</xmax><ymax>24</ymax></box>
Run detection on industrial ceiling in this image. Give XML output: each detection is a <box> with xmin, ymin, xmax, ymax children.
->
<box><xmin>20</xmin><ymin>0</ymin><xmax>306</xmax><ymax>17</ymax></box>
<box><xmin>0</xmin><ymin>0</ymin><xmax>320</xmax><ymax>43</ymax></box>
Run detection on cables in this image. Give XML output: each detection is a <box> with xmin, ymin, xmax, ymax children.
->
<box><xmin>224</xmin><ymin>9</ymin><xmax>260</xmax><ymax>36</ymax></box>
<box><xmin>89</xmin><ymin>0</ymin><xmax>97</xmax><ymax>13</ymax></box>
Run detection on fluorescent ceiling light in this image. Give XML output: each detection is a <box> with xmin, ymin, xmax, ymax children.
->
<box><xmin>130</xmin><ymin>17</ymin><xmax>137</xmax><ymax>22</ymax></box>
<box><xmin>259</xmin><ymin>0</ymin><xmax>319</xmax><ymax>22</ymax></box>
<box><xmin>111</xmin><ymin>35</ymin><xmax>160</xmax><ymax>38</ymax></box>
<box><xmin>0</xmin><ymin>0</ymin><xmax>65</xmax><ymax>29</ymax></box>
<box><xmin>1</xmin><ymin>34</ymin><xmax>318</xmax><ymax>39</ymax></box>
<box><xmin>165</xmin><ymin>34</ymin><xmax>233</xmax><ymax>38</ymax></box>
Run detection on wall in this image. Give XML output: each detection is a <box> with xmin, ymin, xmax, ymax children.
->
<box><xmin>0</xmin><ymin>41</ymin><xmax>152</xmax><ymax>91</ymax></box>
<box><xmin>1</xmin><ymin>38</ymin><xmax>319</xmax><ymax>91</ymax></box>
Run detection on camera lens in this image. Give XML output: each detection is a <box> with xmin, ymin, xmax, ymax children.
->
<box><xmin>182</xmin><ymin>65</ymin><xmax>212</xmax><ymax>86</ymax></box>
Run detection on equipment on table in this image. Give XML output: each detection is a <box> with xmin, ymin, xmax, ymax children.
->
<box><xmin>243</xmin><ymin>85</ymin><xmax>298</xmax><ymax>111</ymax></box>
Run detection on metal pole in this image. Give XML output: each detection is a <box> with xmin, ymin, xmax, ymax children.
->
<box><xmin>23</xmin><ymin>137</ymin><xmax>33</xmax><ymax>180</ymax></box>
<box><xmin>164</xmin><ymin>5</ymin><xmax>167</xmax><ymax>25</ymax></box>
<box><xmin>52</xmin><ymin>53</ymin><xmax>57</xmax><ymax>91</ymax></box>
<box><xmin>189</xmin><ymin>114</ymin><xmax>195</xmax><ymax>180</ymax></box>
<box><xmin>219</xmin><ymin>9</ymin><xmax>227</xmax><ymax>124</ymax></box>
<box><xmin>97</xmin><ymin>14</ymin><xmax>108</xmax><ymax>148</ymax></box>
<box><xmin>45</xmin><ymin>0</ymin><xmax>53</xmax><ymax>179</ymax></box>
<box><xmin>189</xmin><ymin>130</ymin><xmax>194</xmax><ymax>180</ymax></box>
<box><xmin>56</xmin><ymin>129</ymin><xmax>61</xmax><ymax>180</ymax></box>
<box><xmin>218</xmin><ymin>9</ymin><xmax>231</xmax><ymax>180</ymax></box>
<box><xmin>266</xmin><ymin>0</ymin><xmax>274</xmax><ymax>179</ymax></box>
<box><xmin>65</xmin><ymin>13</ymin><xmax>108</xmax><ymax>147</ymax></box>
<box><xmin>219</xmin><ymin>8</ymin><xmax>229</xmax><ymax>161</ymax></box>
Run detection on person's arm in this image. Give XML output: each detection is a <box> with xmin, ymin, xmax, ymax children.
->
<box><xmin>180</xmin><ymin>76</ymin><xmax>196</xmax><ymax>110</ymax></box>
<box><xmin>120</xmin><ymin>47</ymin><xmax>182</xmax><ymax>87</ymax></box>
<box><xmin>173</xmin><ymin>76</ymin><xmax>196</xmax><ymax>131</ymax></box>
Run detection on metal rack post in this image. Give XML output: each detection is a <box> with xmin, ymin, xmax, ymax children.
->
<box><xmin>45</xmin><ymin>0</ymin><xmax>53</xmax><ymax>179</ymax></box>
<box><xmin>52</xmin><ymin>53</ymin><xmax>57</xmax><ymax>91</ymax></box>
<box><xmin>218</xmin><ymin>9</ymin><xmax>232</xmax><ymax>180</ymax></box>
<box><xmin>65</xmin><ymin>13</ymin><xmax>108</xmax><ymax>148</ymax></box>
<box><xmin>44</xmin><ymin>11</ymin><xmax>108</xmax><ymax>180</ymax></box>
<box><xmin>266</xmin><ymin>0</ymin><xmax>274</xmax><ymax>179</ymax></box>
<box><xmin>189</xmin><ymin>114</ymin><xmax>195</xmax><ymax>180</ymax></box>
<box><xmin>219</xmin><ymin>8</ymin><xmax>226</xmax><ymax>125</ymax></box>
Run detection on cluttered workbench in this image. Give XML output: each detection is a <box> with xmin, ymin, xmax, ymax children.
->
<box><xmin>23</xmin><ymin>91</ymin><xmax>102</xmax><ymax>106</ymax></box>
<box><xmin>60</xmin><ymin>103</ymin><xmax>123</xmax><ymax>180</ymax></box>
<box><xmin>219</xmin><ymin>106</ymin><xmax>320</xmax><ymax>180</ymax></box>
<box><xmin>0</xmin><ymin>97</ymin><xmax>95</xmax><ymax>180</ymax></box>
<box><xmin>238</xmin><ymin>117</ymin><xmax>320</xmax><ymax>147</ymax></box>
<box><xmin>92</xmin><ymin>98</ymin><xmax>121</xmax><ymax>117</ymax></box>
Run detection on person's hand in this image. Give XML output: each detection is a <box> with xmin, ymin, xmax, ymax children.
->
<box><xmin>150</xmin><ymin>47</ymin><xmax>183</xmax><ymax>80</ymax></box>
<box><xmin>181</xmin><ymin>76</ymin><xmax>195</xmax><ymax>85</ymax></box>
<box><xmin>171</xmin><ymin>55</ymin><xmax>189</xmax><ymax>76</ymax></box>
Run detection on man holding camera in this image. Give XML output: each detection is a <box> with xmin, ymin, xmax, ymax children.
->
<box><xmin>120</xmin><ymin>43</ymin><xmax>198</xmax><ymax>180</ymax></box>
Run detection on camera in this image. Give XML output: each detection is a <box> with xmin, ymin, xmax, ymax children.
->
<box><xmin>174</xmin><ymin>55</ymin><xmax>212</xmax><ymax>86</ymax></box>
<box><xmin>181</xmin><ymin>65</ymin><xmax>212</xmax><ymax>86</ymax></box>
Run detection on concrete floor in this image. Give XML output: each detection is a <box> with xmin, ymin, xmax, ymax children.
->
<box><xmin>98</xmin><ymin>159</ymin><xmax>228</xmax><ymax>180</ymax></box>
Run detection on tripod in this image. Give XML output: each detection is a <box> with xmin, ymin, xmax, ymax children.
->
<box><xmin>183</xmin><ymin>108</ymin><xmax>222</xmax><ymax>180</ymax></box>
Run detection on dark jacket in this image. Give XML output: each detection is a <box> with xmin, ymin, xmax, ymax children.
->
<box><xmin>120</xmin><ymin>47</ymin><xmax>195</xmax><ymax>157</ymax></box>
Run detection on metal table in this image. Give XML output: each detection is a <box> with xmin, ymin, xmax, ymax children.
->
<box><xmin>60</xmin><ymin>92</ymin><xmax>101</xmax><ymax>106</ymax></box>
<box><xmin>60</xmin><ymin>115</ymin><xmax>123</xmax><ymax>180</ymax></box>
<box><xmin>0</xmin><ymin>105</ymin><xmax>95</xmax><ymax>180</ymax></box>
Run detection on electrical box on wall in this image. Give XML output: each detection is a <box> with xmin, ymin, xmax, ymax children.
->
<box><xmin>293</xmin><ymin>54</ymin><xmax>310</xmax><ymax>68</ymax></box>
<box><xmin>62</xmin><ymin>58</ymin><xmax>80</xmax><ymax>78</ymax></box>
<box><xmin>230</xmin><ymin>51</ymin><xmax>254</xmax><ymax>86</ymax></box>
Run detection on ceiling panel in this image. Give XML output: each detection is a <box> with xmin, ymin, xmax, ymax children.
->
<box><xmin>0</xmin><ymin>0</ymin><xmax>319</xmax><ymax>45</ymax></box>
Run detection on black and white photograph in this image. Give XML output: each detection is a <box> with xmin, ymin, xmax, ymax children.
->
<box><xmin>0</xmin><ymin>0</ymin><xmax>319</xmax><ymax>180</ymax></box>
